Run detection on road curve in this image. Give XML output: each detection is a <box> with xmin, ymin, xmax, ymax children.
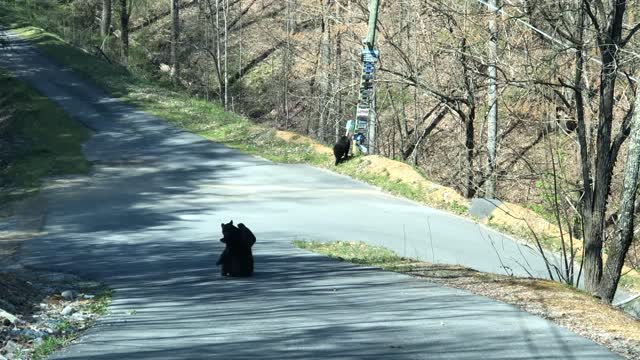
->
<box><xmin>0</xmin><ymin>30</ymin><xmax>620</xmax><ymax>359</ymax></box>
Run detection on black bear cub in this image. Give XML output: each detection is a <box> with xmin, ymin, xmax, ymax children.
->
<box><xmin>333</xmin><ymin>135</ymin><xmax>350</xmax><ymax>165</ymax></box>
<box><xmin>216</xmin><ymin>220</ymin><xmax>256</xmax><ymax>277</ymax></box>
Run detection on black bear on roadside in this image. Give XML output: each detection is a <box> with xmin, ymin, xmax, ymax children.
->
<box><xmin>216</xmin><ymin>221</ymin><xmax>255</xmax><ymax>277</ymax></box>
<box><xmin>333</xmin><ymin>135</ymin><xmax>350</xmax><ymax>165</ymax></box>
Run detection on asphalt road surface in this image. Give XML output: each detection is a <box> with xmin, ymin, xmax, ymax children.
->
<box><xmin>0</xmin><ymin>30</ymin><xmax>621</xmax><ymax>359</ymax></box>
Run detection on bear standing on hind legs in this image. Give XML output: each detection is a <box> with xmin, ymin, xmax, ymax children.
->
<box><xmin>216</xmin><ymin>220</ymin><xmax>256</xmax><ymax>277</ymax></box>
<box><xmin>333</xmin><ymin>135</ymin><xmax>350</xmax><ymax>165</ymax></box>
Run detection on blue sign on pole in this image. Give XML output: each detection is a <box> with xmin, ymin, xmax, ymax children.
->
<box><xmin>362</xmin><ymin>49</ymin><xmax>379</xmax><ymax>63</ymax></box>
<box><xmin>363</xmin><ymin>63</ymin><xmax>375</xmax><ymax>73</ymax></box>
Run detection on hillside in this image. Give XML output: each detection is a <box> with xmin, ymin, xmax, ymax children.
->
<box><xmin>2</xmin><ymin>0</ymin><xmax>640</xmax><ymax>304</ymax></box>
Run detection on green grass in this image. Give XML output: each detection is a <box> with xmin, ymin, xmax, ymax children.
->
<box><xmin>619</xmin><ymin>273</ymin><xmax>640</xmax><ymax>290</ymax></box>
<box><xmin>31</xmin><ymin>335</ymin><xmax>70</xmax><ymax>360</ymax></box>
<box><xmin>334</xmin><ymin>158</ymin><xmax>424</xmax><ymax>199</ymax></box>
<box><xmin>293</xmin><ymin>240</ymin><xmax>409</xmax><ymax>270</ymax></box>
<box><xmin>81</xmin><ymin>288</ymin><xmax>112</xmax><ymax>316</ymax></box>
<box><xmin>0</xmin><ymin>1</ymin><xmax>51</xmax><ymax>29</ymax></box>
<box><xmin>293</xmin><ymin>240</ymin><xmax>486</xmax><ymax>277</ymax></box>
<box><xmin>0</xmin><ymin>71</ymin><xmax>90</xmax><ymax>202</ymax></box>
<box><xmin>55</xmin><ymin>320</ymin><xmax>72</xmax><ymax>333</ymax></box>
<box><xmin>448</xmin><ymin>200</ymin><xmax>469</xmax><ymax>216</ymax></box>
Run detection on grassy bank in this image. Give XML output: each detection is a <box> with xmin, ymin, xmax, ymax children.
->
<box><xmin>0</xmin><ymin>70</ymin><xmax>89</xmax><ymax>203</ymax></box>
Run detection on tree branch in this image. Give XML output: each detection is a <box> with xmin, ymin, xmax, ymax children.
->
<box><xmin>622</xmin><ymin>22</ymin><xmax>640</xmax><ymax>46</ymax></box>
<box><xmin>402</xmin><ymin>104</ymin><xmax>448</xmax><ymax>160</ymax></box>
<box><xmin>582</xmin><ymin>0</ymin><xmax>601</xmax><ymax>33</ymax></box>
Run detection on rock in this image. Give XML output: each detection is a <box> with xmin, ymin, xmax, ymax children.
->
<box><xmin>2</xmin><ymin>341</ymin><xmax>19</xmax><ymax>357</ymax></box>
<box><xmin>0</xmin><ymin>354</ymin><xmax>7</xmax><ymax>360</ymax></box>
<box><xmin>70</xmin><ymin>312</ymin><xmax>86</xmax><ymax>321</ymax></box>
<box><xmin>0</xmin><ymin>309</ymin><xmax>18</xmax><ymax>324</ymax></box>
<box><xmin>21</xmin><ymin>328</ymin><xmax>46</xmax><ymax>339</ymax></box>
<box><xmin>60</xmin><ymin>306</ymin><xmax>76</xmax><ymax>316</ymax></box>
<box><xmin>469</xmin><ymin>198</ymin><xmax>503</xmax><ymax>220</ymax></box>
<box><xmin>61</xmin><ymin>290</ymin><xmax>76</xmax><ymax>301</ymax></box>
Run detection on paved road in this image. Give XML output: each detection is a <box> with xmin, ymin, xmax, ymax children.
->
<box><xmin>0</xmin><ymin>31</ymin><xmax>621</xmax><ymax>359</ymax></box>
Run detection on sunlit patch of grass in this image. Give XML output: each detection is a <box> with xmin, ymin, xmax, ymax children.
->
<box><xmin>81</xmin><ymin>288</ymin><xmax>112</xmax><ymax>316</ymax></box>
<box><xmin>31</xmin><ymin>336</ymin><xmax>69</xmax><ymax>360</ymax></box>
<box><xmin>0</xmin><ymin>71</ymin><xmax>89</xmax><ymax>202</ymax></box>
<box><xmin>293</xmin><ymin>240</ymin><xmax>409</xmax><ymax>270</ymax></box>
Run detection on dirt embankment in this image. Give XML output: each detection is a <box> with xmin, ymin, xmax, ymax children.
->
<box><xmin>275</xmin><ymin>130</ymin><xmax>469</xmax><ymax>209</ymax></box>
<box><xmin>274</xmin><ymin>130</ymin><xmax>640</xmax><ymax>293</ymax></box>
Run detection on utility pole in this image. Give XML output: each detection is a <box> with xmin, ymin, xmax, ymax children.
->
<box><xmin>363</xmin><ymin>0</ymin><xmax>379</xmax><ymax>48</ymax></box>
<box><xmin>486</xmin><ymin>0</ymin><xmax>498</xmax><ymax>198</ymax></box>
<box><xmin>353</xmin><ymin>0</ymin><xmax>380</xmax><ymax>155</ymax></box>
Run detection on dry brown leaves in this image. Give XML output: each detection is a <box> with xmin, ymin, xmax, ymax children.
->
<box><xmin>399</xmin><ymin>262</ymin><xmax>640</xmax><ymax>359</ymax></box>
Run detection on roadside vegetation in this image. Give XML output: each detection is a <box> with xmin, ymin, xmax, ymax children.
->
<box><xmin>294</xmin><ymin>240</ymin><xmax>640</xmax><ymax>359</ymax></box>
<box><xmin>1</xmin><ymin>271</ymin><xmax>112</xmax><ymax>360</ymax></box>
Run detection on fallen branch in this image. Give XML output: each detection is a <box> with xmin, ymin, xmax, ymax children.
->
<box><xmin>613</xmin><ymin>293</ymin><xmax>640</xmax><ymax>307</ymax></box>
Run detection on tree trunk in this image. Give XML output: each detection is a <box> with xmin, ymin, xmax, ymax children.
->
<box><xmin>282</xmin><ymin>0</ymin><xmax>293</xmax><ymax>129</ymax></box>
<box><xmin>402</xmin><ymin>105</ymin><xmax>447</xmax><ymax>161</ymax></box>
<box><xmin>215</xmin><ymin>0</ymin><xmax>224</xmax><ymax>105</ymax></box>
<box><xmin>318</xmin><ymin>0</ymin><xmax>332</xmax><ymax>142</ymax></box>
<box><xmin>598</xmin><ymin>93</ymin><xmax>640</xmax><ymax>303</ymax></box>
<box><xmin>171</xmin><ymin>0</ymin><xmax>180</xmax><ymax>83</ymax></box>
<box><xmin>170</xmin><ymin>0</ymin><xmax>180</xmax><ymax>84</ymax></box>
<box><xmin>485</xmin><ymin>0</ymin><xmax>498</xmax><ymax>198</ymax></box>
<box><xmin>223</xmin><ymin>0</ymin><xmax>229</xmax><ymax>109</ymax></box>
<box><xmin>572</xmin><ymin>1</ymin><xmax>591</xmax><ymax>289</ymax></box>
<box><xmin>460</xmin><ymin>37</ymin><xmax>476</xmax><ymax>199</ymax></box>
<box><xmin>464</xmin><ymin>111</ymin><xmax>476</xmax><ymax>198</ymax></box>
<box><xmin>101</xmin><ymin>0</ymin><xmax>112</xmax><ymax>38</ymax></box>
<box><xmin>120</xmin><ymin>0</ymin><xmax>129</xmax><ymax>65</ymax></box>
<box><xmin>583</xmin><ymin>1</ymin><xmax>628</xmax><ymax>294</ymax></box>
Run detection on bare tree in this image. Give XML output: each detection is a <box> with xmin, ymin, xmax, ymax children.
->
<box><xmin>171</xmin><ymin>0</ymin><xmax>181</xmax><ymax>83</ymax></box>
<box><xmin>485</xmin><ymin>0</ymin><xmax>499</xmax><ymax>198</ymax></box>
<box><xmin>223</xmin><ymin>0</ymin><xmax>229</xmax><ymax>109</ymax></box>
<box><xmin>119</xmin><ymin>0</ymin><xmax>131</xmax><ymax>65</ymax></box>
<box><xmin>599</xmin><ymin>91</ymin><xmax>640</xmax><ymax>301</ymax></box>
<box><xmin>577</xmin><ymin>0</ymin><xmax>636</xmax><ymax>301</ymax></box>
<box><xmin>318</xmin><ymin>0</ymin><xmax>332</xmax><ymax>142</ymax></box>
<box><xmin>101</xmin><ymin>0</ymin><xmax>112</xmax><ymax>38</ymax></box>
<box><xmin>525</xmin><ymin>0</ymin><xmax>640</xmax><ymax>301</ymax></box>
<box><xmin>282</xmin><ymin>0</ymin><xmax>294</xmax><ymax>129</ymax></box>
